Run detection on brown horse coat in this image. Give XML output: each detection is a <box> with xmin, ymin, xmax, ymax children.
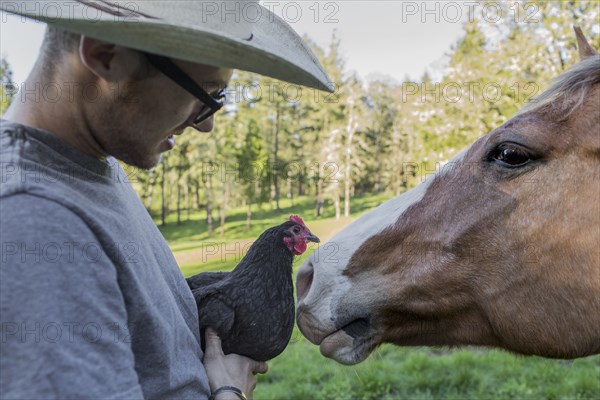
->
<box><xmin>296</xmin><ymin>28</ymin><xmax>600</xmax><ymax>365</ymax></box>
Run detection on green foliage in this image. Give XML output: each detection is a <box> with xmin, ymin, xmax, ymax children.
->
<box><xmin>130</xmin><ymin>0</ymin><xmax>599</xmax><ymax>237</ymax></box>
<box><xmin>1</xmin><ymin>58</ymin><xmax>15</xmax><ymax>116</ymax></box>
<box><xmin>237</xmin><ymin>119</ymin><xmax>269</xmax><ymax>213</ymax></box>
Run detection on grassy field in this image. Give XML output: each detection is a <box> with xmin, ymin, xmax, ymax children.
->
<box><xmin>255</xmin><ymin>337</ymin><xmax>599</xmax><ymax>400</ymax></box>
<box><xmin>159</xmin><ymin>195</ymin><xmax>600</xmax><ymax>400</ymax></box>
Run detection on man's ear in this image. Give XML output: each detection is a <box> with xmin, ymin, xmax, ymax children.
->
<box><xmin>79</xmin><ymin>36</ymin><xmax>140</xmax><ymax>82</ymax></box>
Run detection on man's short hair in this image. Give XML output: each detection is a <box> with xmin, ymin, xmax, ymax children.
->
<box><xmin>41</xmin><ymin>27</ymin><xmax>81</xmax><ymax>75</ymax></box>
<box><xmin>40</xmin><ymin>26</ymin><xmax>157</xmax><ymax>81</ymax></box>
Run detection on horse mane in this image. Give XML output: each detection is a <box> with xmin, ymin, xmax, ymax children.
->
<box><xmin>519</xmin><ymin>55</ymin><xmax>600</xmax><ymax>120</ymax></box>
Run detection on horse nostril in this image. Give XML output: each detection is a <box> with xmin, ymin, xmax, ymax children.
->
<box><xmin>296</xmin><ymin>261</ymin><xmax>314</xmax><ymax>303</ymax></box>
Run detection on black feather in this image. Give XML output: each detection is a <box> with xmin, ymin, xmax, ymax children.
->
<box><xmin>186</xmin><ymin>220</ymin><xmax>303</xmax><ymax>361</ymax></box>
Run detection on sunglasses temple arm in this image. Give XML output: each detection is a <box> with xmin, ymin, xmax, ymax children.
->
<box><xmin>144</xmin><ymin>53</ymin><xmax>222</xmax><ymax>109</ymax></box>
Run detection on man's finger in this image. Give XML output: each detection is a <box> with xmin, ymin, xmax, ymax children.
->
<box><xmin>203</xmin><ymin>328</ymin><xmax>224</xmax><ymax>357</ymax></box>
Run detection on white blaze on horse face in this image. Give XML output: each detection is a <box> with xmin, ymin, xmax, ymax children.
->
<box><xmin>297</xmin><ymin>174</ymin><xmax>432</xmax><ymax>336</ymax></box>
<box><xmin>296</xmin><ymin>150</ymin><xmax>467</xmax><ymax>347</ymax></box>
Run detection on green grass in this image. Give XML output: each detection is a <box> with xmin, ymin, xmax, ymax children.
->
<box><xmin>166</xmin><ymin>193</ymin><xmax>600</xmax><ymax>400</ymax></box>
<box><xmin>254</xmin><ymin>337</ymin><xmax>600</xmax><ymax>400</ymax></box>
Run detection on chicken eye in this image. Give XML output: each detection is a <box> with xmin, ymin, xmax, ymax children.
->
<box><xmin>490</xmin><ymin>143</ymin><xmax>532</xmax><ymax>167</ymax></box>
<box><xmin>293</xmin><ymin>226</ymin><xmax>301</xmax><ymax>234</ymax></box>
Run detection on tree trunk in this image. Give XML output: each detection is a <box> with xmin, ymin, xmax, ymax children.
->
<box><xmin>344</xmin><ymin>87</ymin><xmax>357</xmax><ymax>218</ymax></box>
<box><xmin>194</xmin><ymin>179</ymin><xmax>200</xmax><ymax>210</ymax></box>
<box><xmin>334</xmin><ymin>194</ymin><xmax>340</xmax><ymax>220</ymax></box>
<box><xmin>168</xmin><ymin>170</ymin><xmax>176</xmax><ymax>222</ymax></box>
<box><xmin>176</xmin><ymin>168</ymin><xmax>182</xmax><ymax>225</ymax></box>
<box><xmin>246</xmin><ymin>201</ymin><xmax>252</xmax><ymax>229</ymax></box>
<box><xmin>220</xmin><ymin>185</ymin><xmax>229</xmax><ymax>238</ymax></box>
<box><xmin>343</xmin><ymin>156</ymin><xmax>352</xmax><ymax>217</ymax></box>
<box><xmin>186</xmin><ymin>177</ymin><xmax>191</xmax><ymax>220</ymax></box>
<box><xmin>160</xmin><ymin>162</ymin><xmax>167</xmax><ymax>226</ymax></box>
<box><xmin>391</xmin><ymin>124</ymin><xmax>401</xmax><ymax>197</ymax></box>
<box><xmin>375</xmin><ymin>134</ymin><xmax>383</xmax><ymax>193</ymax></box>
<box><xmin>272</xmin><ymin>105</ymin><xmax>281</xmax><ymax>213</ymax></box>
<box><xmin>145</xmin><ymin>170</ymin><xmax>155</xmax><ymax>211</ymax></box>
<box><xmin>298</xmin><ymin>173</ymin><xmax>303</xmax><ymax>197</ymax></box>
<box><xmin>315</xmin><ymin>171</ymin><xmax>323</xmax><ymax>217</ymax></box>
<box><xmin>205</xmin><ymin>175</ymin><xmax>213</xmax><ymax>236</ymax></box>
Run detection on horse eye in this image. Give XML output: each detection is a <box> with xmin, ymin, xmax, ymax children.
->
<box><xmin>491</xmin><ymin>144</ymin><xmax>532</xmax><ymax>167</ymax></box>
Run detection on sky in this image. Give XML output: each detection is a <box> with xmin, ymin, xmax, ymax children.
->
<box><xmin>0</xmin><ymin>1</ymin><xmax>470</xmax><ymax>86</ymax></box>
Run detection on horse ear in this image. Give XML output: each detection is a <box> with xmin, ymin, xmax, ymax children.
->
<box><xmin>574</xmin><ymin>26</ymin><xmax>598</xmax><ymax>60</ymax></box>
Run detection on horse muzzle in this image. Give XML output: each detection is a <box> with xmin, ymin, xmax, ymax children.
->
<box><xmin>318</xmin><ymin>317</ymin><xmax>378</xmax><ymax>365</ymax></box>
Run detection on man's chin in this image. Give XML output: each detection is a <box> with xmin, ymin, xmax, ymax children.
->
<box><xmin>137</xmin><ymin>154</ymin><xmax>162</xmax><ymax>170</ymax></box>
<box><xmin>117</xmin><ymin>152</ymin><xmax>162</xmax><ymax>171</ymax></box>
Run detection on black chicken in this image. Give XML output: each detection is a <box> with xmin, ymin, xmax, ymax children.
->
<box><xmin>186</xmin><ymin>215</ymin><xmax>319</xmax><ymax>361</ymax></box>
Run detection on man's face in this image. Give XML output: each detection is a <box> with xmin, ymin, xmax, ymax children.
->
<box><xmin>94</xmin><ymin>54</ymin><xmax>232</xmax><ymax>169</ymax></box>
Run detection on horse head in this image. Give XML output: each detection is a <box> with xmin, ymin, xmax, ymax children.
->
<box><xmin>296</xmin><ymin>27</ymin><xmax>600</xmax><ymax>365</ymax></box>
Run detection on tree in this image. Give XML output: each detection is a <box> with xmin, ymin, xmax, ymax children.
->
<box><xmin>158</xmin><ymin>154</ymin><xmax>171</xmax><ymax>226</ymax></box>
<box><xmin>303</xmin><ymin>32</ymin><xmax>349</xmax><ymax>219</ymax></box>
<box><xmin>342</xmin><ymin>75</ymin><xmax>362</xmax><ymax>217</ymax></box>
<box><xmin>362</xmin><ymin>80</ymin><xmax>399</xmax><ymax>194</ymax></box>
<box><xmin>173</xmin><ymin>137</ymin><xmax>191</xmax><ymax>225</ymax></box>
<box><xmin>237</xmin><ymin>118</ymin><xmax>268</xmax><ymax>228</ymax></box>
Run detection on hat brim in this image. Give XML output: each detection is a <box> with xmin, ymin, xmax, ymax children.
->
<box><xmin>1</xmin><ymin>1</ymin><xmax>334</xmax><ymax>92</ymax></box>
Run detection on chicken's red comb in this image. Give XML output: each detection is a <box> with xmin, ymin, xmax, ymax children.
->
<box><xmin>289</xmin><ymin>215</ymin><xmax>305</xmax><ymax>226</ymax></box>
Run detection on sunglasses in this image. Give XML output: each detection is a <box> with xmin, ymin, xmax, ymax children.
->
<box><xmin>144</xmin><ymin>52</ymin><xmax>227</xmax><ymax>126</ymax></box>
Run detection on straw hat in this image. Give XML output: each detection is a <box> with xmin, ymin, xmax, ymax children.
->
<box><xmin>1</xmin><ymin>0</ymin><xmax>333</xmax><ymax>92</ymax></box>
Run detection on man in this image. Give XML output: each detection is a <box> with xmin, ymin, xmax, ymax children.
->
<box><xmin>0</xmin><ymin>1</ymin><xmax>332</xmax><ymax>399</ymax></box>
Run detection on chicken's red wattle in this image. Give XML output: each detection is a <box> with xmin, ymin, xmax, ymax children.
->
<box><xmin>294</xmin><ymin>240</ymin><xmax>307</xmax><ymax>255</ymax></box>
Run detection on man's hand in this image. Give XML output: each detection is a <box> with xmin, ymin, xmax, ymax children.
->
<box><xmin>203</xmin><ymin>328</ymin><xmax>268</xmax><ymax>400</ymax></box>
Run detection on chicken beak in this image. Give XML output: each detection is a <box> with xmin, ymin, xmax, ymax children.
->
<box><xmin>306</xmin><ymin>233</ymin><xmax>320</xmax><ymax>243</ymax></box>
